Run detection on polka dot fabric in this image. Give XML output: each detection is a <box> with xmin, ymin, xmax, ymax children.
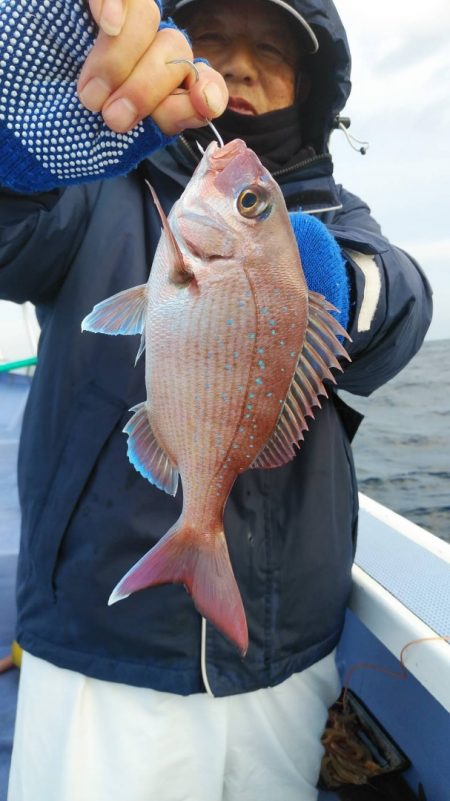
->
<box><xmin>0</xmin><ymin>0</ymin><xmax>177</xmax><ymax>193</ymax></box>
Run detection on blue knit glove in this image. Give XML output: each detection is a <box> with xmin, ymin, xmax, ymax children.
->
<box><xmin>0</xmin><ymin>0</ymin><xmax>180</xmax><ymax>193</ymax></box>
<box><xmin>289</xmin><ymin>211</ymin><xmax>349</xmax><ymax>331</ymax></box>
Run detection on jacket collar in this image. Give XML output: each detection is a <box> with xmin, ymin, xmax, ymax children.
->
<box><xmin>146</xmin><ymin>137</ymin><xmax>342</xmax><ymax>215</ymax></box>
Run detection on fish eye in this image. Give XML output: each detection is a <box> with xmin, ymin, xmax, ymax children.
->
<box><xmin>237</xmin><ymin>185</ymin><xmax>272</xmax><ymax>219</ymax></box>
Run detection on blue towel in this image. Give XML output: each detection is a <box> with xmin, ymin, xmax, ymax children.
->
<box><xmin>290</xmin><ymin>212</ymin><xmax>349</xmax><ymax>330</ymax></box>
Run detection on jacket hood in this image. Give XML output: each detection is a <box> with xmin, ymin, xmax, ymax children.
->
<box><xmin>164</xmin><ymin>0</ymin><xmax>352</xmax><ymax>154</ymax></box>
<box><xmin>292</xmin><ymin>0</ymin><xmax>352</xmax><ymax>151</ymax></box>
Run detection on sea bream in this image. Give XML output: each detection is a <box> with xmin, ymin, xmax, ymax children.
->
<box><xmin>82</xmin><ymin>138</ymin><xmax>350</xmax><ymax>656</ymax></box>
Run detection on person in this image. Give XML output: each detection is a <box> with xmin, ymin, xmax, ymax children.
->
<box><xmin>0</xmin><ymin>1</ymin><xmax>432</xmax><ymax>799</ymax></box>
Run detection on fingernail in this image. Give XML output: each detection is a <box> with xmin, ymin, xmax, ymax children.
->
<box><xmin>102</xmin><ymin>98</ymin><xmax>139</xmax><ymax>132</ymax></box>
<box><xmin>176</xmin><ymin>117</ymin><xmax>208</xmax><ymax>133</ymax></box>
<box><xmin>203</xmin><ymin>82</ymin><xmax>226</xmax><ymax>116</ymax></box>
<box><xmin>100</xmin><ymin>0</ymin><xmax>125</xmax><ymax>36</ymax></box>
<box><xmin>78</xmin><ymin>77</ymin><xmax>110</xmax><ymax>113</ymax></box>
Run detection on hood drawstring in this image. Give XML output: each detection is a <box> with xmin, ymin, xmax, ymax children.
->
<box><xmin>333</xmin><ymin>116</ymin><xmax>369</xmax><ymax>155</ymax></box>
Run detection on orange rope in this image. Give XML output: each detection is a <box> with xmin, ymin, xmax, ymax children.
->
<box><xmin>341</xmin><ymin>635</ymin><xmax>450</xmax><ymax>708</ymax></box>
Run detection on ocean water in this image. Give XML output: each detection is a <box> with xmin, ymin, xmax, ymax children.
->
<box><xmin>341</xmin><ymin>339</ymin><xmax>450</xmax><ymax>543</ymax></box>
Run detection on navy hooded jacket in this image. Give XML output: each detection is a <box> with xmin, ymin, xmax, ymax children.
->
<box><xmin>0</xmin><ymin>0</ymin><xmax>432</xmax><ymax>696</ymax></box>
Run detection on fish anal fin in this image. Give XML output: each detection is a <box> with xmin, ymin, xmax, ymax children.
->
<box><xmin>109</xmin><ymin>525</ymin><xmax>248</xmax><ymax>657</ymax></box>
<box><xmin>82</xmin><ymin>284</ymin><xmax>147</xmax><ymax>336</ymax></box>
<box><xmin>124</xmin><ymin>403</ymin><xmax>179</xmax><ymax>497</ymax></box>
<box><xmin>251</xmin><ymin>290</ymin><xmax>351</xmax><ymax>470</ymax></box>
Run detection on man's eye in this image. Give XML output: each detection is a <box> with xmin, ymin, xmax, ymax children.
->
<box><xmin>193</xmin><ymin>32</ymin><xmax>225</xmax><ymax>45</ymax></box>
<box><xmin>258</xmin><ymin>42</ymin><xmax>284</xmax><ymax>59</ymax></box>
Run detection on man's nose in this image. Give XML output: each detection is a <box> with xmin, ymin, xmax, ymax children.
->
<box><xmin>221</xmin><ymin>41</ymin><xmax>258</xmax><ymax>84</ymax></box>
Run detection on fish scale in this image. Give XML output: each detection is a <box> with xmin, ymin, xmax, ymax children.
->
<box><xmin>82</xmin><ymin>138</ymin><xmax>350</xmax><ymax>656</ymax></box>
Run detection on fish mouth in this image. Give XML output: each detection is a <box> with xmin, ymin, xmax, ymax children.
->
<box><xmin>227</xmin><ymin>96</ymin><xmax>257</xmax><ymax>116</ymax></box>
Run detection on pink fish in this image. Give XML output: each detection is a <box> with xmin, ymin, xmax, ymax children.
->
<box><xmin>82</xmin><ymin>139</ymin><xmax>350</xmax><ymax>656</ymax></box>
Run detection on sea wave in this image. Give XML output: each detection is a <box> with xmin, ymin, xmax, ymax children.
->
<box><xmin>340</xmin><ymin>338</ymin><xmax>450</xmax><ymax>543</ymax></box>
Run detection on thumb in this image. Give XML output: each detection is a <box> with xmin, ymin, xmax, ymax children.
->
<box><xmin>89</xmin><ymin>0</ymin><xmax>128</xmax><ymax>36</ymax></box>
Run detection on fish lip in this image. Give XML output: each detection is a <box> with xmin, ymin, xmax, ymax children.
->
<box><xmin>227</xmin><ymin>96</ymin><xmax>257</xmax><ymax>116</ymax></box>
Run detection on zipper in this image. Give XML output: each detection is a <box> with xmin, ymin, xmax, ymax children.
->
<box><xmin>179</xmin><ymin>135</ymin><xmax>331</xmax><ymax>180</ymax></box>
<box><xmin>272</xmin><ymin>153</ymin><xmax>331</xmax><ymax>178</ymax></box>
<box><xmin>201</xmin><ymin>617</ymin><xmax>215</xmax><ymax>697</ymax></box>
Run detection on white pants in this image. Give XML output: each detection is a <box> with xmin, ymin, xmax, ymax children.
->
<box><xmin>8</xmin><ymin>650</ymin><xmax>340</xmax><ymax>801</ymax></box>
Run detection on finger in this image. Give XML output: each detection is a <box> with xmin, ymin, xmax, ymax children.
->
<box><xmin>89</xmin><ymin>0</ymin><xmax>130</xmax><ymax>37</ymax></box>
<box><xmin>79</xmin><ymin>0</ymin><xmax>160</xmax><ymax>111</ymax></box>
<box><xmin>100</xmin><ymin>28</ymin><xmax>199</xmax><ymax>132</ymax></box>
<box><xmin>153</xmin><ymin>63</ymin><xmax>229</xmax><ymax>135</ymax></box>
<box><xmin>187</xmin><ymin>62</ymin><xmax>229</xmax><ymax>121</ymax></box>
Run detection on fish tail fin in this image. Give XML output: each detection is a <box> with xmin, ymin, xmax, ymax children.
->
<box><xmin>109</xmin><ymin>523</ymin><xmax>248</xmax><ymax>656</ymax></box>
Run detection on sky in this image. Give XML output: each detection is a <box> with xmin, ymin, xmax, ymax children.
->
<box><xmin>1</xmin><ymin>0</ymin><xmax>449</xmax><ymax>359</ymax></box>
<box><xmin>331</xmin><ymin>0</ymin><xmax>450</xmax><ymax>340</ymax></box>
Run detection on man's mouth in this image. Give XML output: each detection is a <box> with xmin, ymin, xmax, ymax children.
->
<box><xmin>227</xmin><ymin>96</ymin><xmax>257</xmax><ymax>116</ymax></box>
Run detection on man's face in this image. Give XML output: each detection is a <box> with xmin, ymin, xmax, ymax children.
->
<box><xmin>186</xmin><ymin>0</ymin><xmax>300</xmax><ymax>116</ymax></box>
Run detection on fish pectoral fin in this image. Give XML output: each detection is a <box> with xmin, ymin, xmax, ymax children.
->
<box><xmin>108</xmin><ymin>524</ymin><xmax>248</xmax><ymax>657</ymax></box>
<box><xmin>124</xmin><ymin>402</ymin><xmax>179</xmax><ymax>497</ymax></box>
<box><xmin>251</xmin><ymin>290</ymin><xmax>351</xmax><ymax>470</ymax></box>
<box><xmin>81</xmin><ymin>284</ymin><xmax>147</xmax><ymax>336</ymax></box>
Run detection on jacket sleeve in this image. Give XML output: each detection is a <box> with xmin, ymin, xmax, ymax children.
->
<box><xmin>0</xmin><ymin>0</ymin><xmax>178</xmax><ymax>193</ymax></box>
<box><xmin>0</xmin><ymin>184</ymin><xmax>91</xmax><ymax>304</ymax></box>
<box><xmin>327</xmin><ymin>186</ymin><xmax>433</xmax><ymax>397</ymax></box>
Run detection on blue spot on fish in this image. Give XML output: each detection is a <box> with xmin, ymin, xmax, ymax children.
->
<box><xmin>247</xmin><ymin>404</ymin><xmax>253</xmax><ymax>410</ymax></box>
<box><xmin>225</xmin><ymin>364</ymin><xmax>232</xmax><ymax>371</ymax></box>
<box><xmin>266</xmin><ymin>392</ymin><xmax>273</xmax><ymax>398</ymax></box>
<box><xmin>261</xmin><ymin>307</ymin><xmax>268</xmax><ymax>315</ymax></box>
<box><xmin>258</xmin><ymin>347</ymin><xmax>264</xmax><ymax>354</ymax></box>
<box><xmin>258</xmin><ymin>360</ymin><xmax>265</xmax><ymax>369</ymax></box>
<box><xmin>290</xmin><ymin>351</ymin><xmax>296</xmax><ymax>357</ymax></box>
<box><xmin>249</xmin><ymin>393</ymin><xmax>255</xmax><ymax>399</ymax></box>
<box><xmin>269</xmin><ymin>319</ymin><xmax>276</xmax><ymax>326</ymax></box>
<box><xmin>255</xmin><ymin>378</ymin><xmax>263</xmax><ymax>386</ymax></box>
<box><xmin>248</xmin><ymin>332</ymin><xmax>256</xmax><ymax>340</ymax></box>
<box><xmin>271</xmin><ymin>330</ymin><xmax>276</xmax><ymax>336</ymax></box>
<box><xmin>227</xmin><ymin>319</ymin><xmax>234</xmax><ymax>326</ymax></box>
<box><xmin>238</xmin><ymin>385</ymin><xmax>244</xmax><ymax>392</ymax></box>
<box><xmin>234</xmin><ymin>352</ymin><xmax>240</xmax><ymax>359</ymax></box>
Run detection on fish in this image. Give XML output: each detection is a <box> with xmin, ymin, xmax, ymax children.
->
<box><xmin>82</xmin><ymin>138</ymin><xmax>350</xmax><ymax>656</ymax></box>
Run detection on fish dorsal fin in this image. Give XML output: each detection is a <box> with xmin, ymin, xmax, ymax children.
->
<box><xmin>124</xmin><ymin>403</ymin><xmax>179</xmax><ymax>497</ymax></box>
<box><xmin>145</xmin><ymin>180</ymin><xmax>195</xmax><ymax>287</ymax></box>
<box><xmin>251</xmin><ymin>291</ymin><xmax>351</xmax><ymax>469</ymax></box>
<box><xmin>82</xmin><ymin>284</ymin><xmax>147</xmax><ymax>337</ymax></box>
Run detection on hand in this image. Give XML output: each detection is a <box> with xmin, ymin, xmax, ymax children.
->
<box><xmin>77</xmin><ymin>0</ymin><xmax>228</xmax><ymax>135</ymax></box>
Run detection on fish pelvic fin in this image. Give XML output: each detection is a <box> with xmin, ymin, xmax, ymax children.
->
<box><xmin>124</xmin><ymin>402</ymin><xmax>179</xmax><ymax>497</ymax></box>
<box><xmin>251</xmin><ymin>290</ymin><xmax>351</xmax><ymax>470</ymax></box>
<box><xmin>108</xmin><ymin>524</ymin><xmax>249</xmax><ymax>657</ymax></box>
<box><xmin>81</xmin><ymin>284</ymin><xmax>147</xmax><ymax>338</ymax></box>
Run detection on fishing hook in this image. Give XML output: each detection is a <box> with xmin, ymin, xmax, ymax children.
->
<box><xmin>167</xmin><ymin>58</ymin><xmax>224</xmax><ymax>149</ymax></box>
<box><xmin>167</xmin><ymin>58</ymin><xmax>200</xmax><ymax>95</ymax></box>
